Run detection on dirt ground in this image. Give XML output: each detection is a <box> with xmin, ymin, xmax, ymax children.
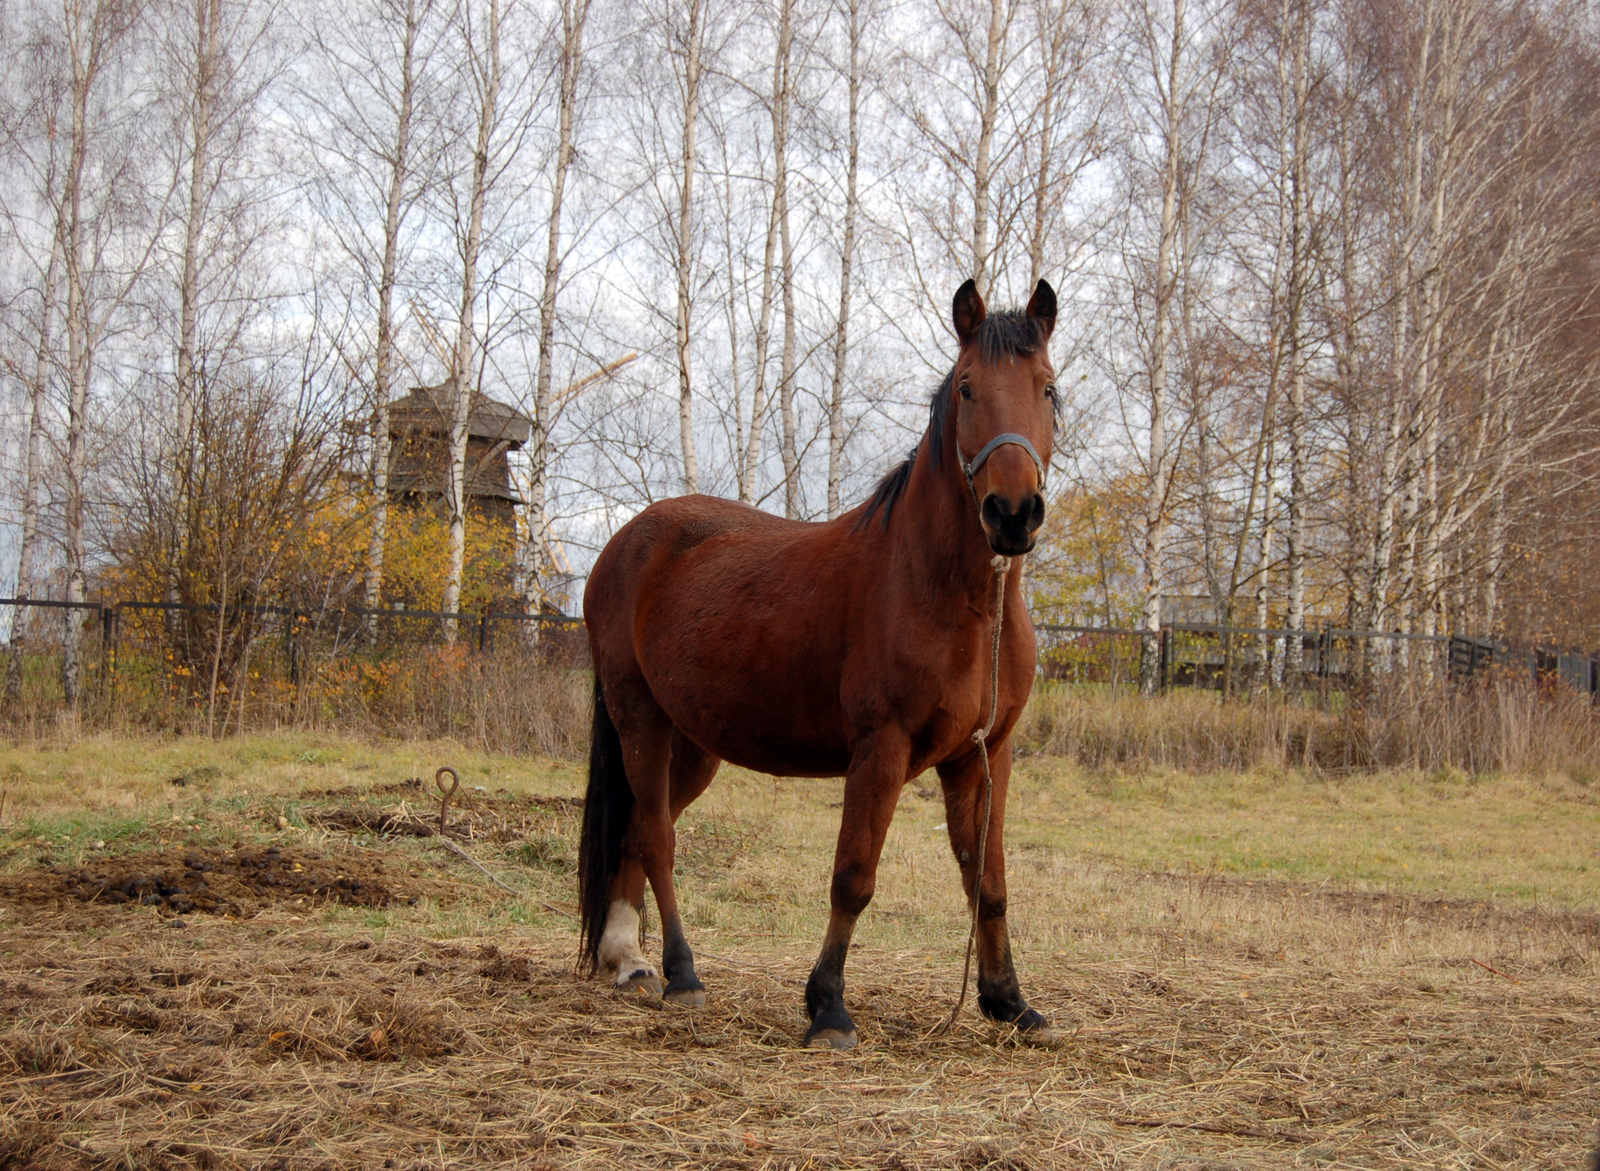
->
<box><xmin>1</xmin><ymin>753</ymin><xmax>1597</xmax><ymax>1170</ymax></box>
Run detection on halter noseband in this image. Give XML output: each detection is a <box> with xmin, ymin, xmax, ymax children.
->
<box><xmin>960</xmin><ymin>433</ymin><xmax>1047</xmax><ymax>502</ymax></box>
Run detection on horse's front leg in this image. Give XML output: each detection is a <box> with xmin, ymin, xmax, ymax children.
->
<box><xmin>804</xmin><ymin>731</ymin><xmax>911</xmax><ymax>1049</ymax></box>
<box><xmin>936</xmin><ymin>736</ymin><xmax>1054</xmax><ymax>1044</ymax></box>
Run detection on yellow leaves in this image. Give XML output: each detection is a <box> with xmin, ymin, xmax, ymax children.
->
<box><xmin>1030</xmin><ymin>478</ymin><xmax>1144</xmax><ymax>627</ymax></box>
<box><xmin>379</xmin><ymin>506</ymin><xmax>516</xmax><ymax>612</ymax></box>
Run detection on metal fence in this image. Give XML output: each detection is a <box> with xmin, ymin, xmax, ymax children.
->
<box><xmin>0</xmin><ymin>596</ymin><xmax>587</xmax><ymax>713</ymax></box>
<box><xmin>3</xmin><ymin>596</ymin><xmax>1596</xmax><ymax>713</ymax></box>
<box><xmin>1026</xmin><ymin>621</ymin><xmax>1598</xmax><ymax>700</ymax></box>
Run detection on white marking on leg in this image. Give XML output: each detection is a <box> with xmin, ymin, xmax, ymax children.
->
<box><xmin>597</xmin><ymin>899</ymin><xmax>656</xmax><ymax>985</ymax></box>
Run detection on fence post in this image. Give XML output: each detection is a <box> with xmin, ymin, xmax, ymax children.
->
<box><xmin>99</xmin><ymin>606</ymin><xmax>114</xmax><ymax>698</ymax></box>
<box><xmin>110</xmin><ymin>604</ymin><xmax>122</xmax><ymax>700</ymax></box>
<box><xmin>287</xmin><ymin>612</ymin><xmax>302</xmax><ymax>689</ymax></box>
<box><xmin>1158</xmin><ymin>627</ymin><xmax>1171</xmax><ymax>695</ymax></box>
<box><xmin>478</xmin><ymin>610</ymin><xmax>490</xmax><ymax>653</ymax></box>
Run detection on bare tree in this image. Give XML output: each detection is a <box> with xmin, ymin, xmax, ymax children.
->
<box><xmin>525</xmin><ymin>0</ymin><xmax>592</xmax><ymax>608</ymax></box>
<box><xmin>970</xmin><ymin>0</ymin><xmax>1011</xmax><ymax>296</ymax></box>
<box><xmin>1280</xmin><ymin>0</ymin><xmax>1313</xmax><ymax>691</ymax></box>
<box><xmin>674</xmin><ymin>0</ymin><xmax>705</xmax><ymax>494</ymax></box>
<box><xmin>826</xmin><ymin>0</ymin><xmax>863</xmax><ymax>520</ymax></box>
<box><xmin>164</xmin><ymin>0</ymin><xmax>224</xmax><ymax>621</ymax></box>
<box><xmin>738</xmin><ymin>0</ymin><xmax>785</xmax><ymax>505</ymax></box>
<box><xmin>442</xmin><ymin>0</ymin><xmax>504</xmax><ymax>633</ymax></box>
<box><xmin>774</xmin><ymin>0</ymin><xmax>801</xmax><ymax>517</ymax></box>
<box><xmin>1024</xmin><ymin>0</ymin><xmax>1103</xmax><ymax>290</ymax></box>
<box><xmin>304</xmin><ymin>0</ymin><xmax>448</xmax><ymax>634</ymax></box>
<box><xmin>59</xmin><ymin>0</ymin><xmax>159</xmax><ymax>705</ymax></box>
<box><xmin>4</xmin><ymin>222</ymin><xmax>62</xmax><ymax>707</ymax></box>
<box><xmin>0</xmin><ymin>21</ymin><xmax>70</xmax><ymax>705</ymax></box>
<box><xmin>1128</xmin><ymin>0</ymin><xmax>1188</xmax><ymax>697</ymax></box>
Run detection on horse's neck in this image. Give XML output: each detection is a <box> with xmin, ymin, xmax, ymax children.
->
<box><xmin>892</xmin><ymin>445</ymin><xmax>1004</xmax><ymax>611</ymax></box>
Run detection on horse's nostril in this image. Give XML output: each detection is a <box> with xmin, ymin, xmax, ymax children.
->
<box><xmin>981</xmin><ymin>494</ymin><xmax>1006</xmax><ymax>531</ymax></box>
<box><xmin>1026</xmin><ymin>494</ymin><xmax>1045</xmax><ymax>533</ymax></box>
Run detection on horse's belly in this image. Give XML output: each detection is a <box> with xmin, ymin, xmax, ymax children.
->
<box><xmin>650</xmin><ymin>664</ymin><xmax>852</xmax><ymax>777</ymax></box>
<box><xmin>713</xmin><ymin>736</ymin><xmax>852</xmax><ymax>778</ymax></box>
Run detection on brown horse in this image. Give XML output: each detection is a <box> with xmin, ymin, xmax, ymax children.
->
<box><xmin>578</xmin><ymin>278</ymin><xmax>1058</xmax><ymax>1048</ymax></box>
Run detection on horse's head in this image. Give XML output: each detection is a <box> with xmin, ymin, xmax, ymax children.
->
<box><xmin>950</xmin><ymin>278</ymin><xmax>1057</xmax><ymax>557</ymax></box>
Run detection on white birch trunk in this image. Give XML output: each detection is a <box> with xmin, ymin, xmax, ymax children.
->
<box><xmin>61</xmin><ymin>6</ymin><xmax>99</xmax><ymax>708</ymax></box>
<box><xmin>5</xmin><ymin>222</ymin><xmax>63</xmax><ymax>706</ymax></box>
<box><xmin>775</xmin><ymin>0</ymin><xmax>798</xmax><ymax>518</ymax></box>
<box><xmin>675</xmin><ymin>0</ymin><xmax>704</xmax><ymax>495</ymax></box>
<box><xmin>740</xmin><ymin>2</ymin><xmax>781</xmax><ymax>505</ymax></box>
<box><xmin>826</xmin><ymin>0</ymin><xmax>861</xmax><ymax>521</ymax></box>
<box><xmin>167</xmin><ymin>0</ymin><xmax>222</xmax><ymax>626</ymax></box>
<box><xmin>971</xmin><ymin>0</ymin><xmax>1006</xmax><ymax>296</ymax></box>
<box><xmin>444</xmin><ymin>0</ymin><xmax>502</xmax><ymax>637</ymax></box>
<box><xmin>526</xmin><ymin>0</ymin><xmax>590</xmax><ymax>609</ymax></box>
<box><xmin>1138</xmin><ymin>0</ymin><xmax>1186</xmax><ymax>698</ymax></box>
<box><xmin>364</xmin><ymin>0</ymin><xmax>427</xmax><ymax>636</ymax></box>
<box><xmin>1283</xmin><ymin>0</ymin><xmax>1310</xmax><ymax>692</ymax></box>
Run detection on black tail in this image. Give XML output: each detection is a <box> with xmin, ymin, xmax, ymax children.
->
<box><xmin>578</xmin><ymin>676</ymin><xmax>633</xmax><ymax>976</ymax></box>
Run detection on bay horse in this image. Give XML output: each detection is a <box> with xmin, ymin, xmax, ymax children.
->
<box><xmin>578</xmin><ymin>278</ymin><xmax>1058</xmax><ymax>1048</ymax></box>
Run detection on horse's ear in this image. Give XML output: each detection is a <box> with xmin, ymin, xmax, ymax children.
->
<box><xmin>1026</xmin><ymin>279</ymin><xmax>1057</xmax><ymax>343</ymax></box>
<box><xmin>951</xmin><ymin>279</ymin><xmax>986</xmax><ymax>346</ymax></box>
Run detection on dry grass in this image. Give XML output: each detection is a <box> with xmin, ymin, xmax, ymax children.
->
<box><xmin>11</xmin><ymin>648</ymin><xmax>1597</xmax><ymax>782</ymax></box>
<box><xmin>1018</xmin><ymin>681</ymin><xmax>1600</xmax><ymax>778</ymax></box>
<box><xmin>1</xmin><ymin>651</ymin><xmax>593</xmax><ymax>761</ymax></box>
<box><xmin>1</xmin><ymin>733</ymin><xmax>1597</xmax><ymax>1169</ymax></box>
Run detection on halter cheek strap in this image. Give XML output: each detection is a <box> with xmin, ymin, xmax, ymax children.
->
<box><xmin>961</xmin><ymin>432</ymin><xmax>1047</xmax><ymax>500</ymax></box>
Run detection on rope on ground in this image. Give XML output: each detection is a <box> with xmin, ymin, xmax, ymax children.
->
<box><xmin>396</xmin><ymin>780</ymin><xmax>572</xmax><ymax>917</ymax></box>
<box><xmin>934</xmin><ymin>553</ymin><xmax>1009</xmax><ymax>1035</ymax></box>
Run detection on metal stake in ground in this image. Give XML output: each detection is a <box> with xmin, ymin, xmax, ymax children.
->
<box><xmin>435</xmin><ymin>767</ymin><xmax>460</xmax><ymax>834</ymax></box>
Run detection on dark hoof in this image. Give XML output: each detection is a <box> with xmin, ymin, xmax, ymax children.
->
<box><xmin>664</xmin><ymin>985</ymin><xmax>707</xmax><ymax>1008</ymax></box>
<box><xmin>1012</xmin><ymin>1006</ymin><xmax>1057</xmax><ymax>1047</ymax></box>
<box><xmin>805</xmin><ymin>1027</ymin><xmax>858</xmax><ymax>1050</ymax></box>
<box><xmin>617</xmin><ymin>969</ymin><xmax>663</xmax><ymax>999</ymax></box>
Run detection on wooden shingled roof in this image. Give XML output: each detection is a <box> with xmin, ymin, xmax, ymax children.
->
<box><xmin>387</xmin><ymin>380</ymin><xmax>531</xmax><ymax>447</ymax></box>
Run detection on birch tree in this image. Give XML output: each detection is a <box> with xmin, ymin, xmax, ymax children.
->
<box><xmin>774</xmin><ymin>0</ymin><xmax>801</xmax><ymax>517</ymax></box>
<box><xmin>3</xmin><ymin>222</ymin><xmax>62</xmax><ymax>707</ymax></box>
<box><xmin>442</xmin><ymin>0</ymin><xmax>503</xmax><ymax>633</ymax></box>
<box><xmin>164</xmin><ymin>0</ymin><xmax>224</xmax><ymax>621</ymax></box>
<box><xmin>525</xmin><ymin>0</ymin><xmax>591</xmax><ymax>608</ymax></box>
<box><xmin>738</xmin><ymin>0</ymin><xmax>786</xmax><ymax>505</ymax></box>
<box><xmin>825</xmin><ymin>0</ymin><xmax>863</xmax><ymax>520</ymax></box>
<box><xmin>1124</xmin><ymin>0</ymin><xmax>1188</xmax><ymax>696</ymax></box>
<box><xmin>159</xmin><ymin>0</ymin><xmax>283</xmax><ymax>642</ymax></box>
<box><xmin>307</xmin><ymin>0</ymin><xmax>442</xmax><ymax>632</ymax></box>
<box><xmin>59</xmin><ymin>0</ymin><xmax>159</xmax><ymax>704</ymax></box>
<box><xmin>674</xmin><ymin>0</ymin><xmax>705</xmax><ymax>494</ymax></box>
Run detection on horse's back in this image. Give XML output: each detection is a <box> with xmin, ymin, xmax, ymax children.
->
<box><xmin>588</xmin><ymin>495</ymin><xmax>801</xmax><ymax>604</ymax></box>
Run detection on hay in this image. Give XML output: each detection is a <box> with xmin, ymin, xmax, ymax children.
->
<box><xmin>1</xmin><ymin>888</ymin><xmax>1595</xmax><ymax>1170</ymax></box>
<box><xmin>1</xmin><ymin>751</ymin><xmax>1594</xmax><ymax>1169</ymax></box>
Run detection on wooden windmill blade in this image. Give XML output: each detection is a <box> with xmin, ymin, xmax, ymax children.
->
<box><xmin>409</xmin><ymin>300</ymin><xmax>455</xmax><ymax>373</ymax></box>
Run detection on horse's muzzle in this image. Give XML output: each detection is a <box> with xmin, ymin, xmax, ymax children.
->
<box><xmin>980</xmin><ymin>491</ymin><xmax>1045</xmax><ymax>556</ymax></box>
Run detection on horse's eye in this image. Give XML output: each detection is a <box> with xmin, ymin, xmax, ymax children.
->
<box><xmin>1045</xmin><ymin>384</ymin><xmax>1058</xmax><ymax>401</ymax></box>
<box><xmin>959</xmin><ymin>382</ymin><xmax>972</xmax><ymax>400</ymax></box>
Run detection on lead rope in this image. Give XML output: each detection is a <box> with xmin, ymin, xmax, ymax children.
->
<box><xmin>933</xmin><ymin>553</ymin><xmax>1010</xmax><ymax>1036</ymax></box>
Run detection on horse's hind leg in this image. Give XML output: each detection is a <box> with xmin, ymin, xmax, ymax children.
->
<box><xmin>645</xmin><ymin>728</ymin><xmax>719</xmax><ymax>1006</ymax></box>
<box><xmin>594</xmin><ymin>692</ymin><xmax>672</xmax><ymax>997</ymax></box>
<box><xmin>600</xmin><ymin>719</ymin><xmax>719</xmax><ymax>1002</ymax></box>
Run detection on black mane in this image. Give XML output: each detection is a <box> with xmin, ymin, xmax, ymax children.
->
<box><xmin>855</xmin><ymin>308</ymin><xmax>1050</xmax><ymax>531</ymax></box>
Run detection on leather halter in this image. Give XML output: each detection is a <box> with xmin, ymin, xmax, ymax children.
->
<box><xmin>960</xmin><ymin>432</ymin><xmax>1047</xmax><ymax>502</ymax></box>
